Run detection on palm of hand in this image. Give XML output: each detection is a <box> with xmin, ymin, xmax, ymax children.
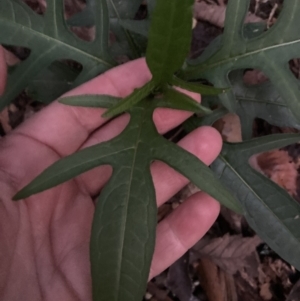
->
<box><xmin>0</xmin><ymin>136</ymin><xmax>94</xmax><ymax>300</ymax></box>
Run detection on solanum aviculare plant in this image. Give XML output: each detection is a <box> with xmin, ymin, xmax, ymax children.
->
<box><xmin>12</xmin><ymin>0</ymin><xmax>238</xmax><ymax>301</ymax></box>
<box><xmin>8</xmin><ymin>0</ymin><xmax>300</xmax><ymax>300</ymax></box>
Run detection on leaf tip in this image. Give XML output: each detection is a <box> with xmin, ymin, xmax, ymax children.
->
<box><xmin>58</xmin><ymin>98</ymin><xmax>68</xmax><ymax>105</ymax></box>
<box><xmin>101</xmin><ymin>110</ymin><xmax>112</xmax><ymax>118</ymax></box>
<box><xmin>12</xmin><ymin>191</ymin><xmax>24</xmax><ymax>201</ymax></box>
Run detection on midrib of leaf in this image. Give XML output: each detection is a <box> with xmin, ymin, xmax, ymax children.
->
<box><xmin>1</xmin><ymin>21</ymin><xmax>113</xmax><ymax>67</ymax></box>
<box><xmin>237</xmin><ymin>96</ymin><xmax>286</xmax><ymax>106</ymax></box>
<box><xmin>116</xmin><ymin>108</ymin><xmax>147</xmax><ymax>300</ymax></box>
<box><xmin>98</xmin><ymin>0</ymin><xmax>109</xmax><ymax>55</ymax></box>
<box><xmin>218</xmin><ymin>154</ymin><xmax>261</xmax><ymax>201</ymax></box>
<box><xmin>186</xmin><ymin>38</ymin><xmax>300</xmax><ymax>76</ymax></box>
<box><xmin>157</xmin><ymin>3</ymin><xmax>176</xmax><ymax>72</ymax></box>
<box><xmin>218</xmin><ymin>153</ymin><xmax>300</xmax><ymax>244</ymax></box>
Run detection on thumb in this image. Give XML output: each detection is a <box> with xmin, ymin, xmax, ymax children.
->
<box><xmin>0</xmin><ymin>46</ymin><xmax>7</xmax><ymax>96</ymax></box>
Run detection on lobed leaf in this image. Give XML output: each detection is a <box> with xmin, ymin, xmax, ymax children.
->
<box><xmin>0</xmin><ymin>0</ymin><xmax>115</xmax><ymax>109</ymax></box>
<box><xmin>229</xmin><ymin>70</ymin><xmax>300</xmax><ymax>139</ymax></box>
<box><xmin>183</xmin><ymin>0</ymin><xmax>300</xmax><ymax>121</ymax></box>
<box><xmin>211</xmin><ymin>134</ymin><xmax>300</xmax><ymax>270</ymax></box>
<box><xmin>15</xmin><ymin>99</ymin><xmax>243</xmax><ymax>301</ymax></box>
<box><xmin>27</xmin><ymin>61</ymin><xmax>79</xmax><ymax>103</ymax></box>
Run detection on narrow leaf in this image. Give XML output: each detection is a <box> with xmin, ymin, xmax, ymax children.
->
<box><xmin>152</xmin><ymin>138</ymin><xmax>242</xmax><ymax>213</ymax></box>
<box><xmin>59</xmin><ymin>95</ymin><xmax>120</xmax><ymax>108</ymax></box>
<box><xmin>157</xmin><ymin>88</ymin><xmax>212</xmax><ymax>114</ymax></box>
<box><xmin>102</xmin><ymin>80</ymin><xmax>156</xmax><ymax>118</ymax></box>
<box><xmin>146</xmin><ymin>0</ymin><xmax>194</xmax><ymax>83</ymax></box>
<box><xmin>90</xmin><ymin>103</ymin><xmax>159</xmax><ymax>301</ymax></box>
<box><xmin>172</xmin><ymin>76</ymin><xmax>228</xmax><ymax>95</ymax></box>
<box><xmin>13</xmin><ymin>140</ymin><xmax>128</xmax><ymax>200</ymax></box>
<box><xmin>91</xmin><ymin>160</ymin><xmax>156</xmax><ymax>301</ymax></box>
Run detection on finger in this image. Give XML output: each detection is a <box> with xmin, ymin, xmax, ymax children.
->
<box><xmin>78</xmin><ymin>126</ymin><xmax>222</xmax><ymax>200</ymax></box>
<box><xmin>13</xmin><ymin>58</ymin><xmax>199</xmax><ymax>157</ymax></box>
<box><xmin>0</xmin><ymin>46</ymin><xmax>7</xmax><ymax>95</ymax></box>
<box><xmin>149</xmin><ymin>192</ymin><xmax>220</xmax><ymax>279</ymax></box>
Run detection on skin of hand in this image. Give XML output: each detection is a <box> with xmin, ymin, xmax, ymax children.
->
<box><xmin>0</xmin><ymin>46</ymin><xmax>221</xmax><ymax>301</ymax></box>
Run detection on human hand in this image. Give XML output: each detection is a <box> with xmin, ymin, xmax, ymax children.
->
<box><xmin>0</xmin><ymin>47</ymin><xmax>221</xmax><ymax>301</ymax></box>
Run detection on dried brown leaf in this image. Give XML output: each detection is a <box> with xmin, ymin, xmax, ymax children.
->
<box><xmin>255</xmin><ymin>150</ymin><xmax>298</xmax><ymax>197</ymax></box>
<box><xmin>197</xmin><ymin>257</ymin><xmax>238</xmax><ymax>301</ymax></box>
<box><xmin>193</xmin><ymin>234</ymin><xmax>262</xmax><ymax>275</ymax></box>
<box><xmin>213</xmin><ymin>113</ymin><xmax>242</xmax><ymax>142</ymax></box>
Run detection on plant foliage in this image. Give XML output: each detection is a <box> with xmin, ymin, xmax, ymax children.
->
<box><xmin>14</xmin><ymin>98</ymin><xmax>241</xmax><ymax>301</ymax></box>
<box><xmin>183</xmin><ymin>0</ymin><xmax>300</xmax><ymax>121</ymax></box>
<box><xmin>0</xmin><ymin>0</ymin><xmax>117</xmax><ymax>110</ymax></box>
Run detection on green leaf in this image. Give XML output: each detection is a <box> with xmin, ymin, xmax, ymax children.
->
<box><xmin>0</xmin><ymin>0</ymin><xmax>115</xmax><ymax>110</ymax></box>
<box><xmin>147</xmin><ymin>0</ymin><xmax>156</xmax><ymax>16</ymax></box>
<box><xmin>102</xmin><ymin>80</ymin><xmax>156</xmax><ymax>118</ymax></box>
<box><xmin>15</xmin><ymin>99</ymin><xmax>241</xmax><ymax>301</ymax></box>
<box><xmin>120</xmin><ymin>19</ymin><xmax>150</xmax><ymax>38</ymax></box>
<box><xmin>229</xmin><ymin>70</ymin><xmax>300</xmax><ymax>140</ymax></box>
<box><xmin>211</xmin><ymin>134</ymin><xmax>300</xmax><ymax>270</ymax></box>
<box><xmin>152</xmin><ymin>138</ymin><xmax>242</xmax><ymax>214</ymax></box>
<box><xmin>67</xmin><ymin>0</ymin><xmax>95</xmax><ymax>27</ymax></box>
<box><xmin>107</xmin><ymin>0</ymin><xmax>143</xmax><ymax>58</ymax></box>
<box><xmin>171</xmin><ymin>76</ymin><xmax>228</xmax><ymax>96</ymax></box>
<box><xmin>146</xmin><ymin>0</ymin><xmax>194</xmax><ymax>84</ymax></box>
<box><xmin>183</xmin><ymin>0</ymin><xmax>300</xmax><ymax>121</ymax></box>
<box><xmin>27</xmin><ymin>61</ymin><xmax>80</xmax><ymax>104</ymax></box>
<box><xmin>13</xmin><ymin>141</ymin><xmax>128</xmax><ymax>200</ymax></box>
<box><xmin>66</xmin><ymin>0</ymin><xmax>144</xmax><ymax>58</ymax></box>
<box><xmin>59</xmin><ymin>95</ymin><xmax>120</xmax><ymax>108</ymax></box>
<box><xmin>158</xmin><ymin>87</ymin><xmax>212</xmax><ymax>114</ymax></box>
